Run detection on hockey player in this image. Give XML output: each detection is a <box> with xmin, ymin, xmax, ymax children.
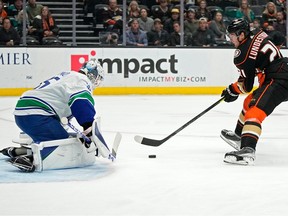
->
<box><xmin>1</xmin><ymin>58</ymin><xmax>106</xmax><ymax>172</ymax></box>
<box><xmin>221</xmin><ymin>18</ymin><xmax>288</xmax><ymax>165</ymax></box>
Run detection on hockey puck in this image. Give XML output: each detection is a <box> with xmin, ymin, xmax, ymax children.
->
<box><xmin>148</xmin><ymin>155</ymin><xmax>156</xmax><ymax>158</ymax></box>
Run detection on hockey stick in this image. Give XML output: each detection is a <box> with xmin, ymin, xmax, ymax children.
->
<box><xmin>134</xmin><ymin>97</ymin><xmax>225</xmax><ymax>147</ymax></box>
<box><xmin>60</xmin><ymin>117</ymin><xmax>121</xmax><ymax>161</ymax></box>
<box><xmin>60</xmin><ymin>117</ymin><xmax>92</xmax><ymax>145</ymax></box>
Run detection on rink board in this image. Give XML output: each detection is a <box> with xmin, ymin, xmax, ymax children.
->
<box><xmin>1</xmin><ymin>47</ymin><xmax>287</xmax><ymax>95</ymax></box>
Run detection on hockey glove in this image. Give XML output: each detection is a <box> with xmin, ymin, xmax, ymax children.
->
<box><xmin>221</xmin><ymin>84</ymin><xmax>239</xmax><ymax>102</ymax></box>
<box><xmin>78</xmin><ymin>127</ymin><xmax>92</xmax><ymax>148</ymax></box>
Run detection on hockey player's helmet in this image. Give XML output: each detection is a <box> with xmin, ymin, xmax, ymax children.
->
<box><xmin>227</xmin><ymin>18</ymin><xmax>250</xmax><ymax>37</ymax></box>
<box><xmin>79</xmin><ymin>58</ymin><xmax>104</xmax><ymax>89</ymax></box>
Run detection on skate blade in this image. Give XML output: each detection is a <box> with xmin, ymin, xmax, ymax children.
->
<box><xmin>223</xmin><ymin>155</ymin><xmax>255</xmax><ymax>166</ymax></box>
<box><xmin>220</xmin><ymin>134</ymin><xmax>240</xmax><ymax>150</ymax></box>
<box><xmin>7</xmin><ymin>159</ymin><xmax>35</xmax><ymax>172</ymax></box>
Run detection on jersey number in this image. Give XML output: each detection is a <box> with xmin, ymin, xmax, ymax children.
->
<box><xmin>34</xmin><ymin>72</ymin><xmax>69</xmax><ymax>89</ymax></box>
<box><xmin>260</xmin><ymin>43</ymin><xmax>281</xmax><ymax>62</ymax></box>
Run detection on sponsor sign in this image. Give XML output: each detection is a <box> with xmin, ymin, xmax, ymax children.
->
<box><xmin>0</xmin><ymin>47</ymin><xmax>242</xmax><ymax>88</ymax></box>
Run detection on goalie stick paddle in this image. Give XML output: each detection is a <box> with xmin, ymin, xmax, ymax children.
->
<box><xmin>134</xmin><ymin>97</ymin><xmax>225</xmax><ymax>147</ymax></box>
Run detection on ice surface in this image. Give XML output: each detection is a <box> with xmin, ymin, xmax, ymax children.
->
<box><xmin>1</xmin><ymin>95</ymin><xmax>288</xmax><ymax>215</ymax></box>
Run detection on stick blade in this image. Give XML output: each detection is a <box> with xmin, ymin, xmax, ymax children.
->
<box><xmin>134</xmin><ymin>135</ymin><xmax>144</xmax><ymax>144</ymax></box>
<box><xmin>134</xmin><ymin>135</ymin><xmax>163</xmax><ymax>147</ymax></box>
<box><xmin>112</xmin><ymin>132</ymin><xmax>122</xmax><ymax>158</ymax></box>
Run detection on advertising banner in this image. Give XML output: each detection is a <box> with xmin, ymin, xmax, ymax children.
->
<box><xmin>3</xmin><ymin>47</ymin><xmax>286</xmax><ymax>95</ymax></box>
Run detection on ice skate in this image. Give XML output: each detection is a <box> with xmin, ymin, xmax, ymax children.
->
<box><xmin>8</xmin><ymin>155</ymin><xmax>35</xmax><ymax>172</ymax></box>
<box><xmin>1</xmin><ymin>147</ymin><xmax>17</xmax><ymax>158</ymax></box>
<box><xmin>223</xmin><ymin>147</ymin><xmax>255</xmax><ymax>165</ymax></box>
<box><xmin>1</xmin><ymin>146</ymin><xmax>30</xmax><ymax>158</ymax></box>
<box><xmin>220</xmin><ymin>129</ymin><xmax>241</xmax><ymax>150</ymax></box>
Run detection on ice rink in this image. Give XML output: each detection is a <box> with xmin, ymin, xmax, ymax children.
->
<box><xmin>1</xmin><ymin>95</ymin><xmax>288</xmax><ymax>215</ymax></box>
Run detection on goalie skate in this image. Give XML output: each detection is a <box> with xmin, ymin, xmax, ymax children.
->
<box><xmin>220</xmin><ymin>129</ymin><xmax>241</xmax><ymax>150</ymax></box>
<box><xmin>224</xmin><ymin>147</ymin><xmax>255</xmax><ymax>165</ymax></box>
<box><xmin>1</xmin><ymin>146</ymin><xmax>31</xmax><ymax>158</ymax></box>
<box><xmin>8</xmin><ymin>155</ymin><xmax>35</xmax><ymax>172</ymax></box>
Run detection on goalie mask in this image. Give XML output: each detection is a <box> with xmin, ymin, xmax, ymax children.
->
<box><xmin>79</xmin><ymin>58</ymin><xmax>104</xmax><ymax>89</ymax></box>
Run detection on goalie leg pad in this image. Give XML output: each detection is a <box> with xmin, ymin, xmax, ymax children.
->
<box><xmin>91</xmin><ymin>117</ymin><xmax>111</xmax><ymax>158</ymax></box>
<box><xmin>31</xmin><ymin>138</ymin><xmax>96</xmax><ymax>172</ymax></box>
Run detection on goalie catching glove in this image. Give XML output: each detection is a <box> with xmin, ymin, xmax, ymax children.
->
<box><xmin>221</xmin><ymin>84</ymin><xmax>239</xmax><ymax>102</ymax></box>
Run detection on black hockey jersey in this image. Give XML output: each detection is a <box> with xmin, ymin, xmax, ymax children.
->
<box><xmin>233</xmin><ymin>30</ymin><xmax>285</xmax><ymax>93</ymax></box>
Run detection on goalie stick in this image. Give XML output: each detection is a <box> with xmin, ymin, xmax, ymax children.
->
<box><xmin>134</xmin><ymin>97</ymin><xmax>225</xmax><ymax>147</ymax></box>
<box><xmin>60</xmin><ymin>117</ymin><xmax>121</xmax><ymax>161</ymax></box>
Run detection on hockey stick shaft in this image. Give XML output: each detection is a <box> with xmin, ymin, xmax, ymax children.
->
<box><xmin>62</xmin><ymin>118</ymin><xmax>92</xmax><ymax>144</ymax></box>
<box><xmin>61</xmin><ymin>117</ymin><xmax>121</xmax><ymax>161</ymax></box>
<box><xmin>68</xmin><ymin>123</ymin><xmax>92</xmax><ymax>144</ymax></box>
<box><xmin>134</xmin><ymin>97</ymin><xmax>225</xmax><ymax>146</ymax></box>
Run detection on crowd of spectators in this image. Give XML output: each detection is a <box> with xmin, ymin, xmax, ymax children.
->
<box><xmin>92</xmin><ymin>0</ymin><xmax>287</xmax><ymax>47</ymax></box>
<box><xmin>0</xmin><ymin>0</ymin><xmax>62</xmax><ymax>46</ymax></box>
<box><xmin>0</xmin><ymin>0</ymin><xmax>287</xmax><ymax>47</ymax></box>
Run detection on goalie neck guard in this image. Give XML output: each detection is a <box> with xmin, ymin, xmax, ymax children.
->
<box><xmin>79</xmin><ymin>58</ymin><xmax>104</xmax><ymax>89</ymax></box>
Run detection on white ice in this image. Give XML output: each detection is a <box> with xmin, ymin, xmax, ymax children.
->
<box><xmin>1</xmin><ymin>95</ymin><xmax>288</xmax><ymax>216</ymax></box>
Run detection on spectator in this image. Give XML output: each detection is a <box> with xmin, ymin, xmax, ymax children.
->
<box><xmin>152</xmin><ymin>0</ymin><xmax>171</xmax><ymax>23</ymax></box>
<box><xmin>251</xmin><ymin>18</ymin><xmax>261</xmax><ymax>30</ymax></box>
<box><xmin>184</xmin><ymin>8</ymin><xmax>198</xmax><ymax>35</ymax></box>
<box><xmin>0</xmin><ymin>0</ymin><xmax>7</xmax><ymax>25</ymax></box>
<box><xmin>169</xmin><ymin>21</ymin><xmax>191</xmax><ymax>46</ymax></box>
<box><xmin>102</xmin><ymin>0</ymin><xmax>123</xmax><ymax>34</ymax></box>
<box><xmin>264</xmin><ymin>23</ymin><xmax>285</xmax><ymax>48</ymax></box>
<box><xmin>16</xmin><ymin>9</ymin><xmax>39</xmax><ymax>45</ymax></box>
<box><xmin>128</xmin><ymin>0</ymin><xmax>140</xmax><ymax>19</ymax></box>
<box><xmin>235</xmin><ymin>0</ymin><xmax>255</xmax><ymax>24</ymax></box>
<box><xmin>8</xmin><ymin>0</ymin><xmax>23</xmax><ymax>15</ymax></box>
<box><xmin>0</xmin><ymin>17</ymin><xmax>20</xmax><ymax>46</ymax></box>
<box><xmin>262</xmin><ymin>2</ymin><xmax>277</xmax><ymax>28</ymax></box>
<box><xmin>16</xmin><ymin>10</ymin><xmax>33</xmax><ymax>37</ymax></box>
<box><xmin>268</xmin><ymin>29</ymin><xmax>286</xmax><ymax>48</ymax></box>
<box><xmin>192</xmin><ymin>17</ymin><xmax>216</xmax><ymax>47</ymax></box>
<box><xmin>7</xmin><ymin>0</ymin><xmax>23</xmax><ymax>27</ymax></box>
<box><xmin>273</xmin><ymin>11</ymin><xmax>286</xmax><ymax>40</ymax></box>
<box><xmin>138</xmin><ymin>8</ymin><xmax>154</xmax><ymax>32</ymax></box>
<box><xmin>163</xmin><ymin>7</ymin><xmax>180</xmax><ymax>33</ymax></box>
<box><xmin>99</xmin><ymin>31</ymin><xmax>119</xmax><ymax>46</ymax></box>
<box><xmin>195</xmin><ymin>0</ymin><xmax>212</xmax><ymax>21</ymax></box>
<box><xmin>26</xmin><ymin>0</ymin><xmax>43</xmax><ymax>24</ymax></box>
<box><xmin>147</xmin><ymin>18</ymin><xmax>170</xmax><ymax>46</ymax></box>
<box><xmin>32</xmin><ymin>6</ymin><xmax>60</xmax><ymax>44</ymax></box>
<box><xmin>209</xmin><ymin>11</ymin><xmax>226</xmax><ymax>40</ymax></box>
<box><xmin>126</xmin><ymin>18</ymin><xmax>148</xmax><ymax>46</ymax></box>
<box><xmin>7</xmin><ymin>0</ymin><xmax>23</xmax><ymax>22</ymax></box>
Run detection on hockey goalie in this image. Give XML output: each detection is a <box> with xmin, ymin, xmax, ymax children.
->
<box><xmin>0</xmin><ymin>58</ymin><xmax>117</xmax><ymax>172</ymax></box>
